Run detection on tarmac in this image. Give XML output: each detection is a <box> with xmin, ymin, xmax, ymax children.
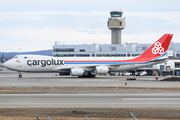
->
<box><xmin>0</xmin><ymin>71</ymin><xmax>180</xmax><ymax>88</ymax></box>
<box><xmin>0</xmin><ymin>71</ymin><xmax>180</xmax><ymax>109</ymax></box>
<box><xmin>1</xmin><ymin>71</ymin><xmax>180</xmax><ymax>119</ymax></box>
<box><xmin>0</xmin><ymin>94</ymin><xmax>180</xmax><ymax>108</ymax></box>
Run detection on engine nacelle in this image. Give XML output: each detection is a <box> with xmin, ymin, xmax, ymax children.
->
<box><xmin>70</xmin><ymin>68</ymin><xmax>84</xmax><ymax>76</ymax></box>
<box><xmin>95</xmin><ymin>66</ymin><xmax>109</xmax><ymax>74</ymax></box>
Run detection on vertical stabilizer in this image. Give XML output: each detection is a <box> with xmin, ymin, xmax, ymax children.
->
<box><xmin>129</xmin><ymin>34</ymin><xmax>173</xmax><ymax>62</ymax></box>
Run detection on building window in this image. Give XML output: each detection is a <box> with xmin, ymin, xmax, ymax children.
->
<box><xmin>54</xmin><ymin>54</ymin><xmax>73</xmax><ymax>57</ymax></box>
<box><xmin>132</xmin><ymin>54</ymin><xmax>141</xmax><ymax>57</ymax></box>
<box><xmin>118</xmin><ymin>54</ymin><xmax>126</xmax><ymax>57</ymax></box>
<box><xmin>76</xmin><ymin>54</ymin><xmax>90</xmax><ymax>57</ymax></box>
<box><xmin>54</xmin><ymin>49</ymin><xmax>60</xmax><ymax>52</ymax></box>
<box><xmin>176</xmin><ymin>54</ymin><xmax>180</xmax><ymax>57</ymax></box>
<box><xmin>111</xmin><ymin>14</ymin><xmax>121</xmax><ymax>17</ymax></box>
<box><xmin>96</xmin><ymin>54</ymin><xmax>107</xmax><ymax>57</ymax></box>
<box><xmin>96</xmin><ymin>54</ymin><xmax>126</xmax><ymax>57</ymax></box>
<box><xmin>113</xmin><ymin>54</ymin><xmax>118</xmax><ymax>57</ymax></box>
<box><xmin>120</xmin><ymin>22</ymin><xmax>122</xmax><ymax>26</ymax></box>
<box><xmin>145</xmin><ymin>65</ymin><xmax>153</xmax><ymax>68</ymax></box>
<box><xmin>135</xmin><ymin>54</ymin><xmax>140</xmax><ymax>56</ymax></box>
<box><xmin>175</xmin><ymin>62</ymin><xmax>180</xmax><ymax>68</ymax></box>
<box><xmin>54</xmin><ymin>48</ymin><xmax>74</xmax><ymax>52</ymax></box>
<box><xmin>54</xmin><ymin>54</ymin><xmax>91</xmax><ymax>57</ymax></box>
<box><xmin>142</xmin><ymin>46</ymin><xmax>147</xmax><ymax>50</ymax></box>
<box><xmin>160</xmin><ymin>65</ymin><xmax>164</xmax><ymax>71</ymax></box>
<box><xmin>79</xmin><ymin>49</ymin><xmax>85</xmax><ymax>52</ymax></box>
<box><xmin>111</xmin><ymin>47</ymin><xmax>116</xmax><ymax>51</ymax></box>
<box><xmin>108</xmin><ymin>54</ymin><xmax>113</xmax><ymax>57</ymax></box>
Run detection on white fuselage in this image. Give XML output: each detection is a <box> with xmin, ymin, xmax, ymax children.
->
<box><xmin>3</xmin><ymin>55</ymin><xmax>168</xmax><ymax>73</ymax></box>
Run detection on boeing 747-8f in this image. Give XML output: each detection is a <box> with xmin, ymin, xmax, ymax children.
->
<box><xmin>3</xmin><ymin>34</ymin><xmax>173</xmax><ymax>78</ymax></box>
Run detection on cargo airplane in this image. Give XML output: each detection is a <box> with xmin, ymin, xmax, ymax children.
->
<box><xmin>3</xmin><ymin>34</ymin><xmax>173</xmax><ymax>78</ymax></box>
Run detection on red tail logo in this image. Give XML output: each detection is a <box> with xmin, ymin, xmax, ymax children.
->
<box><xmin>152</xmin><ymin>42</ymin><xmax>164</xmax><ymax>55</ymax></box>
<box><xmin>130</xmin><ymin>34</ymin><xmax>173</xmax><ymax>62</ymax></box>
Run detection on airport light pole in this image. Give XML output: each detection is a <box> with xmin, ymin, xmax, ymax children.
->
<box><xmin>19</xmin><ymin>49</ymin><xmax>21</xmax><ymax>55</ymax></box>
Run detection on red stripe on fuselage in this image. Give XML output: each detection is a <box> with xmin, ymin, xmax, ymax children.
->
<box><xmin>64</xmin><ymin>58</ymin><xmax>151</xmax><ymax>63</ymax></box>
<box><xmin>64</xmin><ymin>57</ymin><xmax>154</xmax><ymax>63</ymax></box>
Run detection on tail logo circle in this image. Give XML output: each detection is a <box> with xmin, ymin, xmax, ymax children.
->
<box><xmin>152</xmin><ymin>42</ymin><xmax>164</xmax><ymax>54</ymax></box>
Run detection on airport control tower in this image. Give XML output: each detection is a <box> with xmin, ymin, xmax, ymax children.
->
<box><xmin>107</xmin><ymin>11</ymin><xmax>125</xmax><ymax>44</ymax></box>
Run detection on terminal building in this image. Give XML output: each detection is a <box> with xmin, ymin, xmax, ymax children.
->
<box><xmin>53</xmin><ymin>11</ymin><xmax>180</xmax><ymax>75</ymax></box>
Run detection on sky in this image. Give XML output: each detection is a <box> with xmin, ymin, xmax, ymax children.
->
<box><xmin>0</xmin><ymin>0</ymin><xmax>180</xmax><ymax>52</ymax></box>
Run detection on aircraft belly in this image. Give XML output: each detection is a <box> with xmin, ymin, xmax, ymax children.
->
<box><xmin>111</xmin><ymin>60</ymin><xmax>166</xmax><ymax>72</ymax></box>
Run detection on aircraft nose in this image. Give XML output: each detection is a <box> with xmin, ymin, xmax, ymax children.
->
<box><xmin>3</xmin><ymin>62</ymin><xmax>7</xmax><ymax>67</ymax></box>
<box><xmin>3</xmin><ymin>61</ymin><xmax>11</xmax><ymax>69</ymax></box>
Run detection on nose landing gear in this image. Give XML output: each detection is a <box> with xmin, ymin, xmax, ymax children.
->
<box><xmin>18</xmin><ymin>73</ymin><xmax>22</xmax><ymax>78</ymax></box>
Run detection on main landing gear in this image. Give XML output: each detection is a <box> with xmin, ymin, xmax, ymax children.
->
<box><xmin>18</xmin><ymin>73</ymin><xmax>22</xmax><ymax>78</ymax></box>
<box><xmin>78</xmin><ymin>73</ymin><xmax>96</xmax><ymax>78</ymax></box>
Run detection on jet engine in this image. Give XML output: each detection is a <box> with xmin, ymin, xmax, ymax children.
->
<box><xmin>95</xmin><ymin>66</ymin><xmax>109</xmax><ymax>74</ymax></box>
<box><xmin>70</xmin><ymin>68</ymin><xmax>84</xmax><ymax>76</ymax></box>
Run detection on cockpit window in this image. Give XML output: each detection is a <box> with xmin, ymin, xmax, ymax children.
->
<box><xmin>13</xmin><ymin>56</ymin><xmax>18</xmax><ymax>58</ymax></box>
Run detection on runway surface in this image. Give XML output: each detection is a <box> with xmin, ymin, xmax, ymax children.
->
<box><xmin>0</xmin><ymin>94</ymin><xmax>180</xmax><ymax>108</ymax></box>
<box><xmin>1</xmin><ymin>71</ymin><xmax>180</xmax><ymax>109</ymax></box>
<box><xmin>0</xmin><ymin>71</ymin><xmax>180</xmax><ymax>88</ymax></box>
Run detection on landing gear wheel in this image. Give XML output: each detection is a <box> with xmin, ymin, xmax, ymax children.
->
<box><xmin>19</xmin><ymin>74</ymin><xmax>22</xmax><ymax>78</ymax></box>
